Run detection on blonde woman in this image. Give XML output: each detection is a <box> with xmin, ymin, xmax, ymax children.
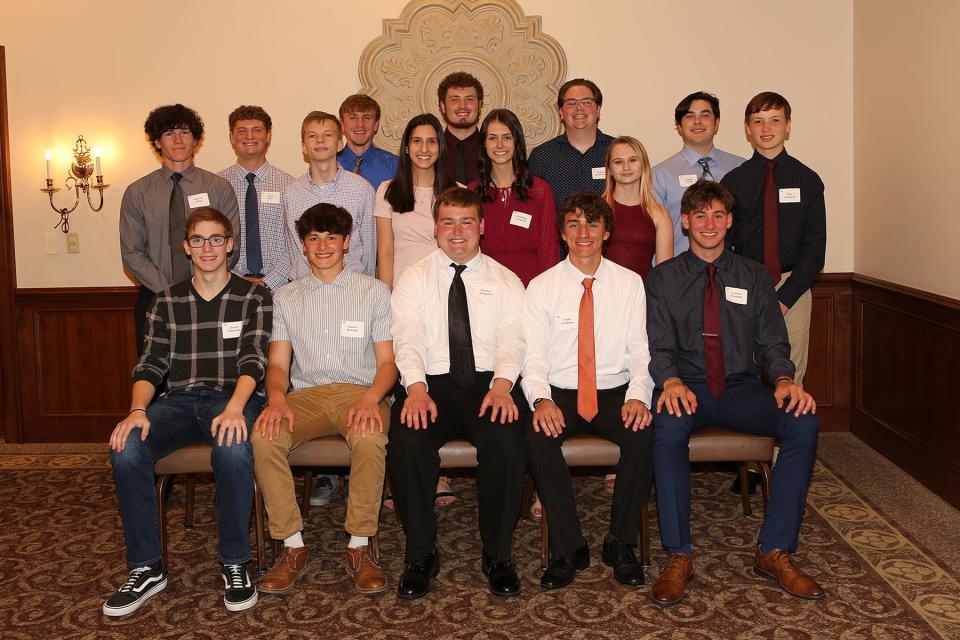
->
<box><xmin>602</xmin><ymin>136</ymin><xmax>673</xmax><ymax>281</ymax></box>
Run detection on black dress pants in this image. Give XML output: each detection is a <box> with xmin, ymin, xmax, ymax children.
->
<box><xmin>387</xmin><ymin>372</ymin><xmax>528</xmax><ymax>562</ymax></box>
<box><xmin>525</xmin><ymin>384</ymin><xmax>654</xmax><ymax>558</ymax></box>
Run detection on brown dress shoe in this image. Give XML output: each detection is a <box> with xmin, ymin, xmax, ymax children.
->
<box><xmin>258</xmin><ymin>545</ymin><xmax>310</xmax><ymax>594</ymax></box>
<box><xmin>346</xmin><ymin>545</ymin><xmax>388</xmax><ymax>594</ymax></box>
<box><xmin>754</xmin><ymin>546</ymin><xmax>826</xmax><ymax>600</ymax></box>
<box><xmin>651</xmin><ymin>553</ymin><xmax>695</xmax><ymax>608</ymax></box>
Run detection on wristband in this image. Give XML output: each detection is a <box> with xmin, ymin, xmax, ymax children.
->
<box><xmin>129</xmin><ymin>408</ymin><xmax>147</xmax><ymax>414</ymax></box>
<box><xmin>532</xmin><ymin>398</ymin><xmax>547</xmax><ymax>408</ymax></box>
<box><xmin>774</xmin><ymin>376</ymin><xmax>793</xmax><ymax>386</ymax></box>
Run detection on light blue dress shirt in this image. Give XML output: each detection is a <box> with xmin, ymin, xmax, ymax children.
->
<box><xmin>652</xmin><ymin>145</ymin><xmax>746</xmax><ymax>254</ymax></box>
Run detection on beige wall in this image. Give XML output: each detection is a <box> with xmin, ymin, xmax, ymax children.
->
<box><xmin>854</xmin><ymin>0</ymin><xmax>960</xmax><ymax>299</ymax></box>
<box><xmin>1</xmin><ymin>0</ymin><xmax>853</xmax><ymax>288</ymax></box>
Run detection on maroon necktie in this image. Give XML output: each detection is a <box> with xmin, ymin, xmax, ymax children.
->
<box><xmin>704</xmin><ymin>263</ymin><xmax>725</xmax><ymax>399</ymax></box>
<box><xmin>763</xmin><ymin>160</ymin><xmax>781</xmax><ymax>284</ymax></box>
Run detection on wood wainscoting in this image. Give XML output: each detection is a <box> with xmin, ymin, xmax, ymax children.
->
<box><xmin>852</xmin><ymin>275</ymin><xmax>960</xmax><ymax>510</ymax></box>
<box><xmin>13</xmin><ymin>287</ymin><xmax>139</xmax><ymax>442</ymax></box>
<box><xmin>12</xmin><ymin>275</ymin><xmax>856</xmax><ymax>442</ymax></box>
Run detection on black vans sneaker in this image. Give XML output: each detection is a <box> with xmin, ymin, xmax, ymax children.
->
<box><xmin>221</xmin><ymin>563</ymin><xmax>257</xmax><ymax>612</ymax></box>
<box><xmin>102</xmin><ymin>565</ymin><xmax>168</xmax><ymax>617</ymax></box>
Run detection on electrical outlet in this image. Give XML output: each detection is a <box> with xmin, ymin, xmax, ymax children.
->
<box><xmin>66</xmin><ymin>232</ymin><xmax>80</xmax><ymax>254</ymax></box>
<box><xmin>44</xmin><ymin>231</ymin><xmax>60</xmax><ymax>255</ymax></box>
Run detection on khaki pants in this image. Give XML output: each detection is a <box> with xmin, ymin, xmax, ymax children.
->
<box><xmin>776</xmin><ymin>272</ymin><xmax>812</xmax><ymax>385</ymax></box>
<box><xmin>252</xmin><ymin>383</ymin><xmax>390</xmax><ymax>539</ymax></box>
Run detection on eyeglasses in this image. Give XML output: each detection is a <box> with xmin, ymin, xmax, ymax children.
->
<box><xmin>187</xmin><ymin>234</ymin><xmax>228</xmax><ymax>248</ymax></box>
<box><xmin>562</xmin><ymin>98</ymin><xmax>597</xmax><ymax>109</ymax></box>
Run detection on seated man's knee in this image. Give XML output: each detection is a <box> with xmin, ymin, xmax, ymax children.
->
<box><xmin>211</xmin><ymin>440</ymin><xmax>254</xmax><ymax>471</ymax></box>
<box><xmin>653</xmin><ymin>414</ymin><xmax>694</xmax><ymax>449</ymax></box>
<box><xmin>782</xmin><ymin>412</ymin><xmax>819</xmax><ymax>446</ymax></box>
<box><xmin>109</xmin><ymin>429</ymin><xmax>151</xmax><ymax>471</ymax></box>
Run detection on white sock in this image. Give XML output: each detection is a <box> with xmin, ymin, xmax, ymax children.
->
<box><xmin>284</xmin><ymin>532</ymin><xmax>304</xmax><ymax>548</ymax></box>
<box><xmin>348</xmin><ymin>535</ymin><xmax>368</xmax><ymax>549</ymax></box>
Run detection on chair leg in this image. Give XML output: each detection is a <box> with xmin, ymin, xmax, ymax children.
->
<box><xmin>738</xmin><ymin>465</ymin><xmax>752</xmax><ymax>516</ymax></box>
<box><xmin>184</xmin><ymin>474</ymin><xmax>196</xmax><ymax>528</ymax></box>
<box><xmin>758</xmin><ymin>462</ymin><xmax>772</xmax><ymax>510</ymax></box>
<box><xmin>539</xmin><ymin>505</ymin><xmax>549</xmax><ymax>570</ymax></box>
<box><xmin>156</xmin><ymin>475</ymin><xmax>172</xmax><ymax>572</ymax></box>
<box><xmin>254</xmin><ymin>479</ymin><xmax>266</xmax><ymax>574</ymax></box>
<box><xmin>386</xmin><ymin>472</ymin><xmax>404</xmax><ymax>526</ymax></box>
<box><xmin>301</xmin><ymin>470</ymin><xmax>314</xmax><ymax>517</ymax></box>
<box><xmin>272</xmin><ymin>539</ymin><xmax>281</xmax><ymax>561</ymax></box>
<box><xmin>371</xmin><ymin>533</ymin><xmax>381</xmax><ymax>562</ymax></box>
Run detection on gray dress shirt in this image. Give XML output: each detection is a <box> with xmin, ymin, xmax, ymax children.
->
<box><xmin>120</xmin><ymin>164</ymin><xmax>240</xmax><ymax>292</ymax></box>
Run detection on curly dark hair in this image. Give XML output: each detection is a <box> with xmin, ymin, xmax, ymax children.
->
<box><xmin>556</xmin><ymin>191</ymin><xmax>614</xmax><ymax>238</ymax></box>
<box><xmin>295</xmin><ymin>202</ymin><xmax>354</xmax><ymax>240</ymax></box>
<box><xmin>437</xmin><ymin>71</ymin><xmax>484</xmax><ymax>104</ymax></box>
<box><xmin>144</xmin><ymin>104</ymin><xmax>204</xmax><ymax>146</ymax></box>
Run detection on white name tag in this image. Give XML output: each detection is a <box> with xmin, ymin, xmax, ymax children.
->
<box><xmin>187</xmin><ymin>192</ymin><xmax>211</xmax><ymax>208</ymax></box>
<box><xmin>340</xmin><ymin>320</ymin><xmax>364</xmax><ymax>338</ymax></box>
<box><xmin>261</xmin><ymin>191</ymin><xmax>281</xmax><ymax>204</ymax></box>
<box><xmin>779</xmin><ymin>188</ymin><xmax>801</xmax><ymax>203</ymax></box>
<box><xmin>221</xmin><ymin>320</ymin><xmax>242</xmax><ymax>339</ymax></box>
<box><xmin>509</xmin><ymin>211</ymin><xmax>532</xmax><ymax>229</ymax></box>
<box><xmin>556</xmin><ymin>313</ymin><xmax>576</xmax><ymax>327</ymax></box>
<box><xmin>678</xmin><ymin>174</ymin><xmax>698</xmax><ymax>187</ymax></box>
<box><xmin>591</xmin><ymin>167</ymin><xmax>606</xmax><ymax>180</ymax></box>
<box><xmin>725</xmin><ymin>287</ymin><xmax>748</xmax><ymax>305</ymax></box>
<box><xmin>476</xmin><ymin>283</ymin><xmax>498</xmax><ymax>297</ymax></box>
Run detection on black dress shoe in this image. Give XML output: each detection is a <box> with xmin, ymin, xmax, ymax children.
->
<box><xmin>482</xmin><ymin>553</ymin><xmax>521</xmax><ymax>597</ymax></box>
<box><xmin>602</xmin><ymin>538</ymin><xmax>645</xmax><ymax>586</ymax></box>
<box><xmin>397</xmin><ymin>550</ymin><xmax>440</xmax><ymax>600</ymax></box>
<box><xmin>540</xmin><ymin>543</ymin><xmax>590</xmax><ymax>590</ymax></box>
<box><xmin>730</xmin><ymin>470</ymin><xmax>763</xmax><ymax>495</ymax></box>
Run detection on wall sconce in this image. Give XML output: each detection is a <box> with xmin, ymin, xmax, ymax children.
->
<box><xmin>41</xmin><ymin>135</ymin><xmax>109</xmax><ymax>233</ymax></box>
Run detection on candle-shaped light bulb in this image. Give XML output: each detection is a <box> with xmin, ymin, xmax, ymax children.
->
<box><xmin>44</xmin><ymin>149</ymin><xmax>52</xmax><ymax>180</ymax></box>
<box><xmin>93</xmin><ymin>147</ymin><xmax>102</xmax><ymax>177</ymax></box>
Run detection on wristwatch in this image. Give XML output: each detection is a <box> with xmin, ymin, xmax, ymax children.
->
<box><xmin>532</xmin><ymin>397</ymin><xmax>548</xmax><ymax>408</ymax></box>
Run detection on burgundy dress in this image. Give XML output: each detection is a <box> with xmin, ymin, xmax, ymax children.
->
<box><xmin>468</xmin><ymin>176</ymin><xmax>560</xmax><ymax>286</ymax></box>
<box><xmin>604</xmin><ymin>202</ymin><xmax>657</xmax><ymax>281</ymax></box>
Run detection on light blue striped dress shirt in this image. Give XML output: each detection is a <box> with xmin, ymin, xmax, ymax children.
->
<box><xmin>282</xmin><ymin>166</ymin><xmax>376</xmax><ymax>279</ymax></box>
<box><xmin>272</xmin><ymin>268</ymin><xmax>391</xmax><ymax>390</ymax></box>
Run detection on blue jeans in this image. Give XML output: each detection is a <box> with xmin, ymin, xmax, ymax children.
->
<box><xmin>653</xmin><ymin>377</ymin><xmax>819</xmax><ymax>555</ymax></box>
<box><xmin>110</xmin><ymin>389</ymin><xmax>259</xmax><ymax>567</ymax></box>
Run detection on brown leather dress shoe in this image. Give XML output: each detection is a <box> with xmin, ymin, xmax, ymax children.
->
<box><xmin>346</xmin><ymin>545</ymin><xmax>388</xmax><ymax>594</ymax></box>
<box><xmin>258</xmin><ymin>545</ymin><xmax>310</xmax><ymax>594</ymax></box>
<box><xmin>754</xmin><ymin>546</ymin><xmax>826</xmax><ymax>600</ymax></box>
<box><xmin>650</xmin><ymin>553</ymin><xmax>695</xmax><ymax>608</ymax></box>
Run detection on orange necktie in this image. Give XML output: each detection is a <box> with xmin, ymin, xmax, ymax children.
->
<box><xmin>577</xmin><ymin>277</ymin><xmax>598</xmax><ymax>421</ymax></box>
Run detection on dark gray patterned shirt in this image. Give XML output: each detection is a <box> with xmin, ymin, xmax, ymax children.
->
<box><xmin>135</xmin><ymin>274</ymin><xmax>272</xmax><ymax>399</ymax></box>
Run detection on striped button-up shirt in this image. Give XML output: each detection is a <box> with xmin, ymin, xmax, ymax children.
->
<box><xmin>218</xmin><ymin>161</ymin><xmax>294</xmax><ymax>292</ymax></box>
<box><xmin>135</xmin><ymin>274</ymin><xmax>272</xmax><ymax>400</ymax></box>
<box><xmin>272</xmin><ymin>268</ymin><xmax>391</xmax><ymax>390</ymax></box>
<box><xmin>282</xmin><ymin>166</ymin><xmax>376</xmax><ymax>279</ymax></box>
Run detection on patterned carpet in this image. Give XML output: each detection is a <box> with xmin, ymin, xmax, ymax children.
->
<box><xmin>1</xmin><ymin>450</ymin><xmax>959</xmax><ymax>639</ymax></box>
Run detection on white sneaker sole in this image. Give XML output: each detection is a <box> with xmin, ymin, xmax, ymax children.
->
<box><xmin>102</xmin><ymin>577</ymin><xmax>167</xmax><ymax>617</ymax></box>
<box><xmin>224</xmin><ymin>588</ymin><xmax>258</xmax><ymax>612</ymax></box>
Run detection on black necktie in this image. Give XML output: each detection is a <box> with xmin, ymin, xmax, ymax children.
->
<box><xmin>245</xmin><ymin>172</ymin><xmax>263</xmax><ymax>276</ymax></box>
<box><xmin>169</xmin><ymin>172</ymin><xmax>191</xmax><ymax>283</ymax></box>
<box><xmin>698</xmin><ymin>157</ymin><xmax>714</xmax><ymax>181</ymax></box>
<box><xmin>448</xmin><ymin>263</ymin><xmax>476</xmax><ymax>387</ymax></box>
<box><xmin>455</xmin><ymin>140</ymin><xmax>468</xmax><ymax>184</ymax></box>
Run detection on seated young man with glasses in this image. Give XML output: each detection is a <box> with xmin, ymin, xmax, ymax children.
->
<box><xmin>104</xmin><ymin>207</ymin><xmax>272</xmax><ymax>617</ymax></box>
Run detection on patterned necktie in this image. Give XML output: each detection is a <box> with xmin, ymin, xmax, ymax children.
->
<box><xmin>698</xmin><ymin>157</ymin><xmax>714</xmax><ymax>181</ymax></box>
<box><xmin>353</xmin><ymin>155</ymin><xmax>363</xmax><ymax>174</ymax></box>
<box><xmin>168</xmin><ymin>172</ymin><xmax>191</xmax><ymax>283</ymax></box>
<box><xmin>704</xmin><ymin>263</ymin><xmax>726</xmax><ymax>399</ymax></box>
<box><xmin>577</xmin><ymin>277</ymin><xmax>598</xmax><ymax>421</ymax></box>
<box><xmin>448</xmin><ymin>263</ymin><xmax>476</xmax><ymax>388</ymax></box>
<box><xmin>763</xmin><ymin>160</ymin><xmax>781</xmax><ymax>284</ymax></box>
<box><xmin>455</xmin><ymin>140</ymin><xmax>468</xmax><ymax>184</ymax></box>
<box><xmin>245</xmin><ymin>173</ymin><xmax>263</xmax><ymax>276</ymax></box>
